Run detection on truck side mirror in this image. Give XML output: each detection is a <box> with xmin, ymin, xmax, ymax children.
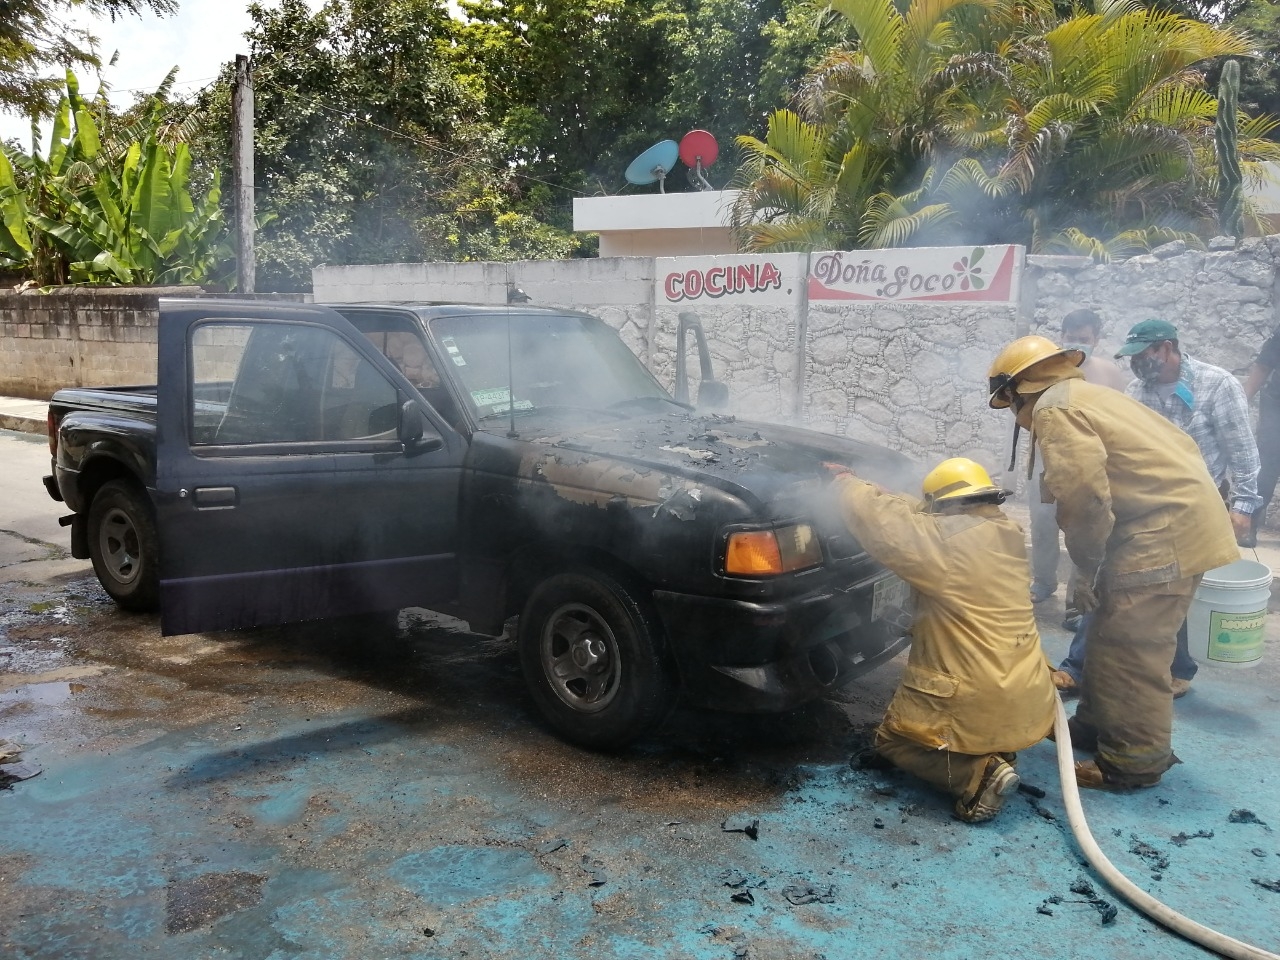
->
<box><xmin>697</xmin><ymin>380</ymin><xmax>729</xmax><ymax>409</ymax></box>
<box><xmin>675</xmin><ymin>311</ymin><xmax>728</xmax><ymax>410</ymax></box>
<box><xmin>399</xmin><ymin>401</ymin><xmax>443</xmax><ymax>453</ymax></box>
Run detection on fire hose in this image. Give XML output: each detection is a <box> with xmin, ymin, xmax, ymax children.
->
<box><xmin>1051</xmin><ymin>694</ymin><xmax>1280</xmax><ymax>960</ymax></box>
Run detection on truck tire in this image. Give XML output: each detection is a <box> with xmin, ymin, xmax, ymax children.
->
<box><xmin>518</xmin><ymin>570</ymin><xmax>673</xmax><ymax>749</ymax></box>
<box><xmin>88</xmin><ymin>479</ymin><xmax>160</xmax><ymax>613</ymax></box>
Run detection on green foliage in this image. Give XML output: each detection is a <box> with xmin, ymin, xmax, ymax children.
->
<box><xmin>455</xmin><ymin>0</ymin><xmax>823</xmax><ymax>198</ymax></box>
<box><xmin>187</xmin><ymin>0</ymin><xmax>587</xmax><ymax>292</ymax></box>
<box><xmin>0</xmin><ymin>70</ymin><xmax>229</xmax><ymax>287</ymax></box>
<box><xmin>0</xmin><ymin>0</ymin><xmax>175</xmax><ymax>120</ymax></box>
<box><xmin>162</xmin><ymin>0</ymin><xmax>829</xmax><ymax>288</ymax></box>
<box><xmin>732</xmin><ymin>0</ymin><xmax>1280</xmax><ymax>254</ymax></box>
<box><xmin>1224</xmin><ymin>0</ymin><xmax>1280</xmax><ymax>138</ymax></box>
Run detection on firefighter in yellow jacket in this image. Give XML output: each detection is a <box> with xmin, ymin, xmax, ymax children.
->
<box><xmin>829</xmin><ymin>458</ymin><xmax>1056</xmax><ymax>822</ymax></box>
<box><xmin>987</xmin><ymin>336</ymin><xmax>1239</xmax><ymax>790</ymax></box>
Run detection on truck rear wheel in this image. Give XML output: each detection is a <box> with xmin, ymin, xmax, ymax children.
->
<box><xmin>518</xmin><ymin>570</ymin><xmax>673</xmax><ymax>749</ymax></box>
<box><xmin>88</xmin><ymin>479</ymin><xmax>160</xmax><ymax>613</ymax></box>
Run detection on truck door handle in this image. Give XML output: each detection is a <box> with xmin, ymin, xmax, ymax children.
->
<box><xmin>193</xmin><ymin>486</ymin><xmax>238</xmax><ymax>509</ymax></box>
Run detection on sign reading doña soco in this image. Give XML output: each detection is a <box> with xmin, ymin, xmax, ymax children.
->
<box><xmin>657</xmin><ymin>255</ymin><xmax>801</xmax><ymax>307</ymax></box>
<box><xmin>808</xmin><ymin>245</ymin><xmax>1023</xmax><ymax>303</ymax></box>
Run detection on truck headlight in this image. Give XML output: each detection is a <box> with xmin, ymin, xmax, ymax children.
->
<box><xmin>723</xmin><ymin>523</ymin><xmax>822</xmax><ymax>576</ymax></box>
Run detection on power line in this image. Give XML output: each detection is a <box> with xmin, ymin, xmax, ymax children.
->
<box><xmin>105</xmin><ymin>75</ymin><xmax>221</xmax><ymax>97</ymax></box>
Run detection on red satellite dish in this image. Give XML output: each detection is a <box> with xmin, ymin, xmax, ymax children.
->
<box><xmin>679</xmin><ymin>129</ymin><xmax>719</xmax><ymax>168</ymax></box>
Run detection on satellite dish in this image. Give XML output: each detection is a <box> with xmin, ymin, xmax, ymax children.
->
<box><xmin>625</xmin><ymin>139</ymin><xmax>680</xmax><ymax>193</ymax></box>
<box><xmin>679</xmin><ymin>130</ymin><xmax>718</xmax><ymax>168</ymax></box>
<box><xmin>680</xmin><ymin>129</ymin><xmax>718</xmax><ymax>191</ymax></box>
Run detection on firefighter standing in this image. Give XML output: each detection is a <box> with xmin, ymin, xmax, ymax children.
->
<box><xmin>986</xmin><ymin>336</ymin><xmax>1239</xmax><ymax>789</ymax></box>
<box><xmin>829</xmin><ymin>458</ymin><xmax>1056</xmax><ymax>822</ymax></box>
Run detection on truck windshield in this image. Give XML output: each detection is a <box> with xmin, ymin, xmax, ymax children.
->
<box><xmin>429</xmin><ymin>313</ymin><xmax>680</xmax><ymax>423</ymax></box>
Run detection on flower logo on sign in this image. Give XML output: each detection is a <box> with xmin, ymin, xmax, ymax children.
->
<box><xmin>952</xmin><ymin>248</ymin><xmax>986</xmax><ymax>290</ymax></box>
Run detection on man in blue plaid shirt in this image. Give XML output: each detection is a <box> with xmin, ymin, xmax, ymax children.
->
<box><xmin>1116</xmin><ymin>318</ymin><xmax>1260</xmax><ymax>695</ymax></box>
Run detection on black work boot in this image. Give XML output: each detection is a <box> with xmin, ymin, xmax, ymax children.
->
<box><xmin>1067</xmin><ymin>715</ymin><xmax>1098</xmax><ymax>752</ymax></box>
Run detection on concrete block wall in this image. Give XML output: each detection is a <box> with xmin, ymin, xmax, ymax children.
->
<box><xmin>0</xmin><ymin>289</ymin><xmax>308</xmax><ymax>400</ymax></box>
<box><xmin>0</xmin><ymin>289</ymin><xmax>172</xmax><ymax>398</ymax></box>
<box><xmin>313</xmin><ymin>258</ymin><xmax>657</xmax><ymax>362</ymax></box>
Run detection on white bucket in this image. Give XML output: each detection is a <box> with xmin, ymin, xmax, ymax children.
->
<box><xmin>1186</xmin><ymin>559</ymin><xmax>1272</xmax><ymax>668</ymax></box>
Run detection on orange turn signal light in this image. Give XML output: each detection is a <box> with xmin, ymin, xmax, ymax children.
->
<box><xmin>724</xmin><ymin>524</ymin><xmax>822</xmax><ymax>577</ymax></box>
<box><xmin>725</xmin><ymin>530</ymin><xmax>784</xmax><ymax>575</ymax></box>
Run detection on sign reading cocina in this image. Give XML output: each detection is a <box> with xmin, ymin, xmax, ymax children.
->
<box><xmin>657</xmin><ymin>255</ymin><xmax>798</xmax><ymax>307</ymax></box>
<box><xmin>808</xmin><ymin>245</ymin><xmax>1023</xmax><ymax>303</ymax></box>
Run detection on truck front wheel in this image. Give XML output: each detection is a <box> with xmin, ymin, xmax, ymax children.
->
<box><xmin>518</xmin><ymin>570</ymin><xmax>673</xmax><ymax>749</ymax></box>
<box><xmin>88</xmin><ymin>479</ymin><xmax>160</xmax><ymax>613</ymax></box>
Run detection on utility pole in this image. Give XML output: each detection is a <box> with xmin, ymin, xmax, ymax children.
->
<box><xmin>232</xmin><ymin>54</ymin><xmax>255</xmax><ymax>294</ymax></box>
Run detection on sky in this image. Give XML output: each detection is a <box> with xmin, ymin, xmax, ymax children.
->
<box><xmin>0</xmin><ymin>0</ymin><xmax>324</xmax><ymax>146</ymax></box>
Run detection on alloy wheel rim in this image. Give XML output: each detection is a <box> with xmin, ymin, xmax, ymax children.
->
<box><xmin>99</xmin><ymin>507</ymin><xmax>141</xmax><ymax>585</ymax></box>
<box><xmin>540</xmin><ymin>602</ymin><xmax>621</xmax><ymax>713</ymax></box>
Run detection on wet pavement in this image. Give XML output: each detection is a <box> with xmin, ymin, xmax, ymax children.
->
<box><xmin>2</xmin><ymin>429</ymin><xmax>1279</xmax><ymax>960</ymax></box>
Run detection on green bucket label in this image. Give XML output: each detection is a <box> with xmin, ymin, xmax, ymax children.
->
<box><xmin>1208</xmin><ymin>609</ymin><xmax>1266</xmax><ymax>662</ymax></box>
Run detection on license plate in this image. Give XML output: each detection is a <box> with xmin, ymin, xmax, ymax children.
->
<box><xmin>872</xmin><ymin>575</ymin><xmax>911</xmax><ymax>621</ymax></box>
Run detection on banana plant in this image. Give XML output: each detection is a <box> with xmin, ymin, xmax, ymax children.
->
<box><xmin>0</xmin><ymin>70</ymin><xmax>229</xmax><ymax>287</ymax></box>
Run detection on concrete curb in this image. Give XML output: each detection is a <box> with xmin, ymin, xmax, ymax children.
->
<box><xmin>0</xmin><ymin>414</ymin><xmax>45</xmax><ymax>435</ymax></box>
<box><xmin>0</xmin><ymin>398</ymin><xmax>48</xmax><ymax>436</ymax></box>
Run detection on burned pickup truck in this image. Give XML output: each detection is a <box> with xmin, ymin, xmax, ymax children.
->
<box><xmin>44</xmin><ymin>298</ymin><xmax>916</xmax><ymax>747</ymax></box>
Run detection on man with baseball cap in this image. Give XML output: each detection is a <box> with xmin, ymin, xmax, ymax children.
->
<box><xmin>1117</xmin><ymin>318</ymin><xmax>1261</xmax><ymax>695</ymax></box>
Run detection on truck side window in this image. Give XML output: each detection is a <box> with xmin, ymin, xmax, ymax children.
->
<box><xmin>356</xmin><ymin>318</ymin><xmax>464</xmax><ymax>431</ymax></box>
<box><xmin>191</xmin><ymin>321</ymin><xmax>399</xmax><ymax>445</ymax></box>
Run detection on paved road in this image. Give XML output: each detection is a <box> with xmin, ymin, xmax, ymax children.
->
<box><xmin>2</xmin><ymin>429</ymin><xmax>1278</xmax><ymax>960</ymax></box>
<box><xmin>0</xmin><ymin>431</ymin><xmax>74</xmax><ymax>564</ymax></box>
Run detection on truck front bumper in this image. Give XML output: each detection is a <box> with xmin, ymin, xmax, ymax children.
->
<box><xmin>652</xmin><ymin>570</ymin><xmax>912</xmax><ymax>713</ymax></box>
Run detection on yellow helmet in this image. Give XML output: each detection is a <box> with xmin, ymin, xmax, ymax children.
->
<box><xmin>987</xmin><ymin>335</ymin><xmax>1084</xmax><ymax>409</ymax></box>
<box><xmin>921</xmin><ymin>458</ymin><xmax>1003</xmax><ymax>504</ymax></box>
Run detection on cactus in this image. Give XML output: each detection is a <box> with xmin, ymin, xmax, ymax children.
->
<box><xmin>1216</xmin><ymin>59</ymin><xmax>1244</xmax><ymax>241</ymax></box>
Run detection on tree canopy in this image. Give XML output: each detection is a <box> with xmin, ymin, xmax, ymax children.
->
<box><xmin>6</xmin><ymin>0</ymin><xmax>1278</xmax><ymax>290</ymax></box>
<box><xmin>180</xmin><ymin>0</ymin><xmax>822</xmax><ymax>290</ymax></box>
<box><xmin>189</xmin><ymin>0</ymin><xmax>598</xmax><ymax>291</ymax></box>
<box><xmin>0</xmin><ymin>0</ymin><xmax>175</xmax><ymax>120</ymax></box>
<box><xmin>730</xmin><ymin>0</ymin><xmax>1280</xmax><ymax>256</ymax></box>
<box><xmin>454</xmin><ymin>0</ymin><xmax>824</xmax><ymax>198</ymax></box>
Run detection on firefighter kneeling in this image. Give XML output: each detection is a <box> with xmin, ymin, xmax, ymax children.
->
<box><xmin>828</xmin><ymin>458</ymin><xmax>1056</xmax><ymax>822</ymax></box>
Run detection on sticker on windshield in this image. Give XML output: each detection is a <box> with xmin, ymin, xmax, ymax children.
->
<box><xmin>441</xmin><ymin>336</ymin><xmax>467</xmax><ymax>366</ymax></box>
<box><xmin>472</xmin><ymin>387</ymin><xmax>533</xmax><ymax>411</ymax></box>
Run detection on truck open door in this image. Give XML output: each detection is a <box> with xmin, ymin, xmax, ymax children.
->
<box><xmin>154</xmin><ymin>299</ymin><xmax>465</xmax><ymax>636</ymax></box>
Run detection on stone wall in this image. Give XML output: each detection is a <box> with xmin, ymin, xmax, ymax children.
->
<box><xmin>314</xmin><ymin>251</ymin><xmax>1027</xmax><ymax>472</ymax></box>
<box><xmin>803</xmin><ymin>301</ymin><xmax>1014</xmax><ymax>467</ymax></box>
<box><xmin>649</xmin><ymin>254</ymin><xmax>809</xmax><ymax>423</ymax></box>
<box><xmin>1026</xmin><ymin>237</ymin><xmax>1280</xmax><ymax>376</ymax></box>
<box><xmin>8</xmin><ymin>243</ymin><xmax>1279</xmax><ymax>475</ymax></box>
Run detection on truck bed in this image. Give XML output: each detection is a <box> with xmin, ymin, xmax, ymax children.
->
<box><xmin>50</xmin><ymin>385</ymin><xmax>159</xmax><ymax>424</ymax></box>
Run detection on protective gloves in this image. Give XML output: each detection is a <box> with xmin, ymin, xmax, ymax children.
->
<box><xmin>1072</xmin><ymin>580</ymin><xmax>1100</xmax><ymax>614</ymax></box>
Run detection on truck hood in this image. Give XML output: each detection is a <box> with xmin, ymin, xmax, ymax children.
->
<box><xmin>524</xmin><ymin>411</ymin><xmax>921</xmax><ymax>513</ymax></box>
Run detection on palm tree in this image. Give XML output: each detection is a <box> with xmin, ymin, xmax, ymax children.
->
<box><xmin>731</xmin><ymin>0</ymin><xmax>1280</xmax><ymax>255</ymax></box>
<box><xmin>998</xmin><ymin>0</ymin><xmax>1274</xmax><ymax>253</ymax></box>
<box><xmin>730</xmin><ymin>0</ymin><xmax>997</xmax><ymax>251</ymax></box>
